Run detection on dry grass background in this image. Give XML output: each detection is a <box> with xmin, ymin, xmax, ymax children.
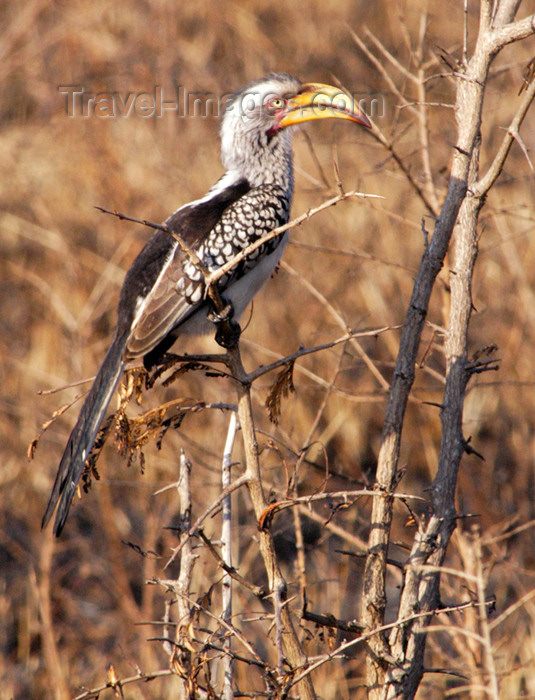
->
<box><xmin>2</xmin><ymin>0</ymin><xmax>535</xmax><ymax>698</ymax></box>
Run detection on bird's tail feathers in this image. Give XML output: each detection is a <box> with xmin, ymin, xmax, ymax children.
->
<box><xmin>41</xmin><ymin>336</ymin><xmax>127</xmax><ymax>535</ymax></box>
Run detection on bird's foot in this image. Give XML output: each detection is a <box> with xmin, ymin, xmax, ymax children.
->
<box><xmin>208</xmin><ymin>299</ymin><xmax>241</xmax><ymax>349</ymax></box>
<box><xmin>215</xmin><ymin>319</ymin><xmax>241</xmax><ymax>348</ymax></box>
<box><xmin>207</xmin><ymin>299</ymin><xmax>234</xmax><ymax>324</ymax></box>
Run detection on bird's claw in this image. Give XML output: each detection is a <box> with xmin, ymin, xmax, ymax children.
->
<box><xmin>208</xmin><ymin>299</ymin><xmax>241</xmax><ymax>349</ymax></box>
<box><xmin>207</xmin><ymin>300</ymin><xmax>235</xmax><ymax>324</ymax></box>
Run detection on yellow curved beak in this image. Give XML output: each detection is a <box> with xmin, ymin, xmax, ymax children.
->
<box><xmin>279</xmin><ymin>82</ymin><xmax>371</xmax><ymax>129</ymax></box>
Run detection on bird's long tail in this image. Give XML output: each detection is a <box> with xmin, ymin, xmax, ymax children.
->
<box><xmin>42</xmin><ymin>334</ymin><xmax>127</xmax><ymax>536</ymax></box>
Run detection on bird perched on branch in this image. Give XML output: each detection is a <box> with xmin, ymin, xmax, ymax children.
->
<box><xmin>42</xmin><ymin>73</ymin><xmax>371</xmax><ymax>535</ymax></box>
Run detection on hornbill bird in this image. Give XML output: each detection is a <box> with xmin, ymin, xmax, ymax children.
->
<box><xmin>42</xmin><ymin>73</ymin><xmax>371</xmax><ymax>535</ymax></box>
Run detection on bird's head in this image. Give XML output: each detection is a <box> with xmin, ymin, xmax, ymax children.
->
<box><xmin>220</xmin><ymin>73</ymin><xmax>371</xmax><ymax>187</ymax></box>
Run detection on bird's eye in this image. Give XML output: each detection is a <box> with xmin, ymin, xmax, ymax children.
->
<box><xmin>265</xmin><ymin>97</ymin><xmax>286</xmax><ymax>114</ymax></box>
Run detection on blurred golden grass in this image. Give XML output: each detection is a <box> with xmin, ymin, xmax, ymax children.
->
<box><xmin>2</xmin><ymin>0</ymin><xmax>535</xmax><ymax>697</ymax></box>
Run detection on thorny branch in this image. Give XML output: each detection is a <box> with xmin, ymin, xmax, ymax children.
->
<box><xmin>222</xmin><ymin>335</ymin><xmax>318</xmax><ymax>700</ymax></box>
<box><xmin>350</xmin><ymin>27</ymin><xmax>440</xmax><ymax>217</ymax></box>
<box><xmin>165</xmin><ymin>473</ymin><xmax>248</xmax><ymax>567</ymax></box>
<box><xmin>287</xmin><ymin>597</ymin><xmax>496</xmax><ymax>692</ymax></box>
<box><xmin>169</xmin><ymin>450</ymin><xmax>197</xmax><ymax>696</ymax></box>
<box><xmin>197</xmin><ymin>529</ymin><xmax>266</xmax><ymax>597</ymax></box>
<box><xmin>72</xmin><ymin>670</ymin><xmax>175</xmax><ymax>700</ymax></box>
<box><xmin>359</xmin><ymin>3</ymin><xmax>535</xmax><ymax>698</ymax></box>
<box><xmin>221</xmin><ymin>411</ymin><xmax>238</xmax><ymax>699</ymax></box>
<box><xmin>148</xmin><ymin>581</ymin><xmax>264</xmax><ymax>664</ymax></box>
<box><xmin>72</xmin><ymin>584</ymin><xmax>498</xmax><ymax>700</ymax></box>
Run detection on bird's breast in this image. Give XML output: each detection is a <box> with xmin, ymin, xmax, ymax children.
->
<box><xmin>177</xmin><ymin>231</ymin><xmax>289</xmax><ymax>336</ymax></box>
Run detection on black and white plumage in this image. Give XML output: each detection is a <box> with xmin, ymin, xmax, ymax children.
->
<box><xmin>42</xmin><ymin>73</ymin><xmax>371</xmax><ymax>535</ymax></box>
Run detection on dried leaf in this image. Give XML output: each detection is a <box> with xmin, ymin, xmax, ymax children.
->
<box><xmin>265</xmin><ymin>359</ymin><xmax>295</xmax><ymax>424</ymax></box>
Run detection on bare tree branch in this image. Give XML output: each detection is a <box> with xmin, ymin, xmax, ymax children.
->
<box><xmin>221</xmin><ymin>412</ymin><xmax>237</xmax><ymax>700</ymax></box>
<box><xmin>165</xmin><ymin>474</ymin><xmax>249</xmax><ymax>568</ymax></box>
<box><xmin>72</xmin><ymin>669</ymin><xmax>175</xmax><ymax>700</ymax></box>
<box><xmin>360</xmin><ymin>3</ymin><xmax>535</xmax><ymax>697</ymax></box>
<box><xmin>474</xmin><ymin>70</ymin><xmax>535</xmax><ymax>196</ymax></box>
<box><xmin>489</xmin><ymin>13</ymin><xmax>535</xmax><ymax>49</ymax></box>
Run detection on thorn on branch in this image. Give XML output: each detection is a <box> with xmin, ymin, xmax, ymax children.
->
<box><xmin>435</xmin><ymin>45</ymin><xmax>463</xmax><ymax>72</ymax></box>
<box><xmin>322</xmin><ymin>499</ymin><xmax>352</xmax><ymax>526</ymax></box>
<box><xmin>336</xmin><ymin>548</ymin><xmax>366</xmax><ymax>559</ymax></box>
<box><xmin>121</xmin><ymin>540</ymin><xmax>160</xmax><ymax>559</ymax></box>
<box><xmin>465</xmin><ymin>360</ymin><xmax>500</xmax><ymax>376</ymax></box>
<box><xmin>518</xmin><ymin>56</ymin><xmax>535</xmax><ymax>95</ymax></box>
<box><xmin>392</xmin><ymin>465</ymin><xmax>406</xmax><ymax>490</ymax></box>
<box><xmin>422</xmin><ymin>401</ymin><xmax>444</xmax><ymax>410</ymax></box>
<box><xmin>462</xmin><ymin>436</ymin><xmax>485</xmax><ymax>461</ymax></box>
<box><xmin>422</xmin><ymin>667</ymin><xmax>469</xmax><ymax>680</ymax></box>
<box><xmin>421</xmin><ymin>217</ymin><xmax>430</xmax><ymax>251</ymax></box>
<box><xmin>302</xmin><ymin>606</ymin><xmax>364</xmax><ymax>634</ymax></box>
<box><xmin>337</xmin><ymin>549</ymin><xmax>403</xmax><ymax>570</ymax></box>
<box><xmin>467</xmin><ymin>344</ymin><xmax>499</xmax><ymax>373</ymax></box>
<box><xmin>510</xmin><ymin>126</ymin><xmax>534</xmax><ymax>172</ymax></box>
<box><xmin>486</xmin><ymin>594</ymin><xmax>496</xmax><ymax>615</ymax></box>
<box><xmin>453</xmin><ymin>145</ymin><xmax>471</xmax><ymax>157</ymax></box>
<box><xmin>401</xmin><ymin>496</ymin><xmax>422</xmax><ymax>530</ymax></box>
<box><xmin>409</xmin><ymin>303</ymin><xmax>427</xmax><ymax>317</ymax></box>
<box><xmin>453</xmin><ymin>512</ymin><xmax>480</xmax><ymax>520</ymax></box>
<box><xmin>197</xmin><ymin>529</ymin><xmax>267</xmax><ymax>598</ymax></box>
